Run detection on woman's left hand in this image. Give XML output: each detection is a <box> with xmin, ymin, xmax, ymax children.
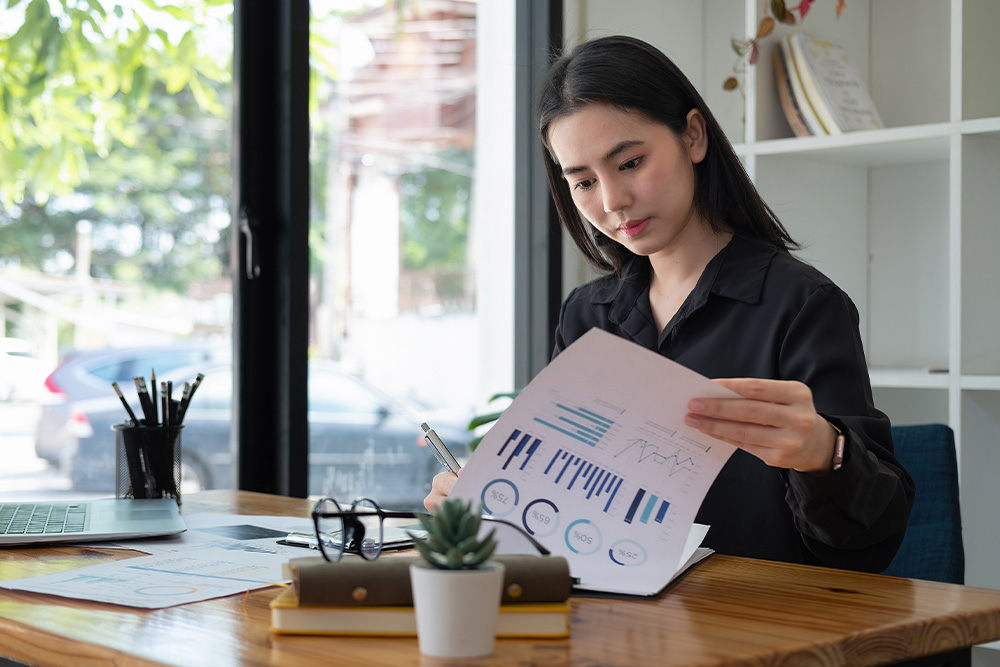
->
<box><xmin>684</xmin><ymin>378</ymin><xmax>838</xmax><ymax>475</ymax></box>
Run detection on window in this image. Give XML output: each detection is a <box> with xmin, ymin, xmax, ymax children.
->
<box><xmin>0</xmin><ymin>1</ymin><xmax>234</xmax><ymax>500</ymax></box>
<box><xmin>0</xmin><ymin>0</ymin><xmax>528</xmax><ymax>508</ymax></box>
<box><xmin>303</xmin><ymin>0</ymin><xmax>516</xmax><ymax>509</ymax></box>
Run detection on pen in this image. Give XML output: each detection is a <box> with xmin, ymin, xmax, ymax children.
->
<box><xmin>112</xmin><ymin>382</ymin><xmax>140</xmax><ymax>425</ymax></box>
<box><xmin>277</xmin><ymin>532</ymin><xmax>321</xmax><ymax>550</ymax></box>
<box><xmin>421</xmin><ymin>422</ymin><xmax>461</xmax><ymax>473</ymax></box>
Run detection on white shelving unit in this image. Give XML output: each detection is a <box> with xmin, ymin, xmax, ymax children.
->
<box><xmin>564</xmin><ymin>0</ymin><xmax>1000</xmax><ymax>603</ymax></box>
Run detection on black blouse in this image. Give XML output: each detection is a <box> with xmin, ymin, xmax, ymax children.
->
<box><xmin>553</xmin><ymin>233</ymin><xmax>914</xmax><ymax>572</ymax></box>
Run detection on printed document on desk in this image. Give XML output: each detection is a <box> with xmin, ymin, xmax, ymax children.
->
<box><xmin>451</xmin><ymin>328</ymin><xmax>738</xmax><ymax>597</ymax></box>
<box><xmin>0</xmin><ymin>515</ymin><xmax>315</xmax><ymax>608</ymax></box>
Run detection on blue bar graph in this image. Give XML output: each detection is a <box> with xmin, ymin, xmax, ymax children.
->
<box><xmin>654</xmin><ymin>499</ymin><xmax>670</xmax><ymax>523</ymax></box>
<box><xmin>543</xmin><ymin>448</ymin><xmax>621</xmax><ymax>512</ymax></box>
<box><xmin>625</xmin><ymin>489</ymin><xmax>670</xmax><ymax>524</ymax></box>
<box><xmin>496</xmin><ymin>429</ymin><xmax>542</xmax><ymax>471</ymax></box>
<box><xmin>624</xmin><ymin>488</ymin><xmax>645</xmax><ymax>524</ymax></box>
<box><xmin>534</xmin><ymin>404</ymin><xmax>614</xmax><ymax>447</ymax></box>
<box><xmin>639</xmin><ymin>494</ymin><xmax>658</xmax><ymax>523</ymax></box>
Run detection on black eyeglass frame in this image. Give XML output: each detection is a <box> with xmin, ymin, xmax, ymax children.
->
<box><xmin>311</xmin><ymin>496</ymin><xmax>551</xmax><ymax>563</ymax></box>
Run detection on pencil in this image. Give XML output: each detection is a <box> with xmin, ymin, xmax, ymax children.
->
<box><xmin>176</xmin><ymin>382</ymin><xmax>192</xmax><ymax>425</ymax></box>
<box><xmin>176</xmin><ymin>372</ymin><xmax>203</xmax><ymax>424</ymax></box>
<box><xmin>112</xmin><ymin>382</ymin><xmax>140</xmax><ymax>425</ymax></box>
<box><xmin>134</xmin><ymin>376</ymin><xmax>154</xmax><ymax>425</ymax></box>
<box><xmin>161</xmin><ymin>381</ymin><xmax>169</xmax><ymax>427</ymax></box>
<box><xmin>166</xmin><ymin>380</ymin><xmax>174</xmax><ymax>426</ymax></box>
<box><xmin>150</xmin><ymin>368</ymin><xmax>158</xmax><ymax>426</ymax></box>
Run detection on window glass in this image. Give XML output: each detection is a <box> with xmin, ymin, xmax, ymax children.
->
<box><xmin>308</xmin><ymin>371</ymin><xmax>383</xmax><ymax>415</ymax></box>
<box><xmin>307</xmin><ymin>0</ymin><xmax>515</xmax><ymax>509</ymax></box>
<box><xmin>0</xmin><ymin>0</ymin><xmax>515</xmax><ymax>506</ymax></box>
<box><xmin>0</xmin><ymin>1</ymin><xmax>234</xmax><ymax>500</ymax></box>
<box><xmin>192</xmin><ymin>368</ymin><xmax>232</xmax><ymax>412</ymax></box>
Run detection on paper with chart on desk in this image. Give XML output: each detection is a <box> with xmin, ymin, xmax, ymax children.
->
<box><xmin>0</xmin><ymin>514</ymin><xmax>316</xmax><ymax>608</ymax></box>
<box><xmin>450</xmin><ymin>328</ymin><xmax>738</xmax><ymax>597</ymax></box>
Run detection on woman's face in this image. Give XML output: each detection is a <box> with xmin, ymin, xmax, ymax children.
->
<box><xmin>546</xmin><ymin>102</ymin><xmax>708</xmax><ymax>259</ymax></box>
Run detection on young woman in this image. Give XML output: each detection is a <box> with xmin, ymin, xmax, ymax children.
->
<box><xmin>427</xmin><ymin>35</ymin><xmax>913</xmax><ymax>573</ymax></box>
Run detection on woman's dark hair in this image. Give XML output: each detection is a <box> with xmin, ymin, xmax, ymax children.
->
<box><xmin>537</xmin><ymin>35</ymin><xmax>798</xmax><ymax>275</ymax></box>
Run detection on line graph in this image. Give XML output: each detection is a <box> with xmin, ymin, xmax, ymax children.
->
<box><xmin>615</xmin><ymin>438</ymin><xmax>697</xmax><ymax>479</ymax></box>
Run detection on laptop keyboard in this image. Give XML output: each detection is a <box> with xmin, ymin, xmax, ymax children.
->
<box><xmin>0</xmin><ymin>503</ymin><xmax>89</xmax><ymax>535</ymax></box>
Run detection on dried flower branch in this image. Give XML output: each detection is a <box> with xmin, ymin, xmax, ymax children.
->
<box><xmin>723</xmin><ymin>0</ymin><xmax>846</xmax><ymax>93</ymax></box>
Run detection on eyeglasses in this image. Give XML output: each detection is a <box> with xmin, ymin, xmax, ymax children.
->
<box><xmin>311</xmin><ymin>496</ymin><xmax>552</xmax><ymax>563</ymax></box>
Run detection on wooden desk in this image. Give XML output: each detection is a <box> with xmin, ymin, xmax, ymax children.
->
<box><xmin>2</xmin><ymin>490</ymin><xmax>999</xmax><ymax>666</ymax></box>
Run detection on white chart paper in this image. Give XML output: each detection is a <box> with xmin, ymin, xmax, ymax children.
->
<box><xmin>0</xmin><ymin>547</ymin><xmax>284</xmax><ymax>608</ymax></box>
<box><xmin>451</xmin><ymin>328</ymin><xmax>738</xmax><ymax>595</ymax></box>
<box><xmin>0</xmin><ymin>515</ymin><xmax>315</xmax><ymax>608</ymax></box>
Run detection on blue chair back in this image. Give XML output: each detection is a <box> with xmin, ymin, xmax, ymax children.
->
<box><xmin>882</xmin><ymin>424</ymin><xmax>964</xmax><ymax>584</ymax></box>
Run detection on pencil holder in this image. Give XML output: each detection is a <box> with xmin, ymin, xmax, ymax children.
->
<box><xmin>113</xmin><ymin>423</ymin><xmax>184</xmax><ymax>506</ymax></box>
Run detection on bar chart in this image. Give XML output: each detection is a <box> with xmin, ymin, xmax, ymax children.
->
<box><xmin>532</xmin><ymin>402</ymin><xmax>615</xmax><ymax>447</ymax></box>
<box><xmin>543</xmin><ymin>447</ymin><xmax>624</xmax><ymax>513</ymax></box>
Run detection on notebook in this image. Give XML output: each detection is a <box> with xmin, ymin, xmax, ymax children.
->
<box><xmin>0</xmin><ymin>498</ymin><xmax>186</xmax><ymax>546</ymax></box>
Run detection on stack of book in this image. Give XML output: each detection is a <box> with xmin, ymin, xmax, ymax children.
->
<box><xmin>270</xmin><ymin>554</ymin><xmax>573</xmax><ymax>638</ymax></box>
<box><xmin>774</xmin><ymin>33</ymin><xmax>883</xmax><ymax>137</ymax></box>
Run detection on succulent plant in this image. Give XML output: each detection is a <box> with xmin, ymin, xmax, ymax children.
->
<box><xmin>411</xmin><ymin>498</ymin><xmax>497</xmax><ymax>570</ymax></box>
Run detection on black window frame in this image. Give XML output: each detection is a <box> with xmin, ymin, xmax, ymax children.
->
<box><xmin>231</xmin><ymin>0</ymin><xmax>561</xmax><ymax>496</ymax></box>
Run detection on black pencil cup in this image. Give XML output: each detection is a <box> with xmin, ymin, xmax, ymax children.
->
<box><xmin>113</xmin><ymin>423</ymin><xmax>184</xmax><ymax>506</ymax></box>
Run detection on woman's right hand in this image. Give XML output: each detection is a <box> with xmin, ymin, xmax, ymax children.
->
<box><xmin>423</xmin><ymin>470</ymin><xmax>460</xmax><ymax>512</ymax></box>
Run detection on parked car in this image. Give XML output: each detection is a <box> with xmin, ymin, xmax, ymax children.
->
<box><xmin>63</xmin><ymin>360</ymin><xmax>472</xmax><ymax>511</ymax></box>
<box><xmin>0</xmin><ymin>338</ymin><xmax>52</xmax><ymax>402</ymax></box>
<box><xmin>34</xmin><ymin>343</ymin><xmax>230</xmax><ymax>466</ymax></box>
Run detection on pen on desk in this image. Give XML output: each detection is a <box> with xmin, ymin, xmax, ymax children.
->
<box><xmin>277</xmin><ymin>532</ymin><xmax>321</xmax><ymax>550</ymax></box>
<box><xmin>112</xmin><ymin>382</ymin><xmax>140</xmax><ymax>425</ymax></box>
<box><xmin>421</xmin><ymin>422</ymin><xmax>461</xmax><ymax>473</ymax></box>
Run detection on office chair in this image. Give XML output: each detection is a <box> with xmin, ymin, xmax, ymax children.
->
<box><xmin>882</xmin><ymin>423</ymin><xmax>965</xmax><ymax>585</ymax></box>
<box><xmin>882</xmin><ymin>424</ymin><xmax>968</xmax><ymax>667</ymax></box>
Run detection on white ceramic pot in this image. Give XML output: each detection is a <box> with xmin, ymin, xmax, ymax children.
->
<box><xmin>409</xmin><ymin>560</ymin><xmax>505</xmax><ymax>658</ymax></box>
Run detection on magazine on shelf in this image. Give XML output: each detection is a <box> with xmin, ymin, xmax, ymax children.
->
<box><xmin>772</xmin><ymin>46</ymin><xmax>812</xmax><ymax>137</ymax></box>
<box><xmin>791</xmin><ymin>33</ymin><xmax>883</xmax><ymax>133</ymax></box>
<box><xmin>779</xmin><ymin>36</ymin><xmax>827</xmax><ymax>136</ymax></box>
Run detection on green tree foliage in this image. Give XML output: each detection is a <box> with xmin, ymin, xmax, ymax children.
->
<box><xmin>0</xmin><ymin>0</ymin><xmax>232</xmax><ymax>289</ymax></box>
<box><xmin>399</xmin><ymin>150</ymin><xmax>472</xmax><ymax>271</ymax></box>
<box><xmin>0</xmin><ymin>0</ymin><xmax>230</xmax><ymax>207</ymax></box>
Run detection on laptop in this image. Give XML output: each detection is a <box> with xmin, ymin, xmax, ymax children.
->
<box><xmin>0</xmin><ymin>497</ymin><xmax>186</xmax><ymax>546</ymax></box>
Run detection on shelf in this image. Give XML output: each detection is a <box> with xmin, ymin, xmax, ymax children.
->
<box><xmin>571</xmin><ymin>0</ymin><xmax>1000</xmax><ymax>599</ymax></box>
<box><xmin>734</xmin><ymin>118</ymin><xmax>1000</xmax><ymax>168</ymax></box>
<box><xmin>961</xmin><ymin>376</ymin><xmax>1000</xmax><ymax>391</ymax></box>
<box><xmin>867</xmin><ymin>371</ymin><xmax>1000</xmax><ymax>391</ymax></box>
<box><xmin>734</xmin><ymin>123</ymin><xmax>954</xmax><ymax>166</ymax></box>
<box><xmin>868</xmin><ymin>369</ymin><xmax>950</xmax><ymax>389</ymax></box>
<box><xmin>961</xmin><ymin>117</ymin><xmax>1000</xmax><ymax>137</ymax></box>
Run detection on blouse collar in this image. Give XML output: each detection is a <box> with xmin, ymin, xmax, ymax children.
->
<box><xmin>598</xmin><ymin>233</ymin><xmax>778</xmax><ymax>341</ymax></box>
